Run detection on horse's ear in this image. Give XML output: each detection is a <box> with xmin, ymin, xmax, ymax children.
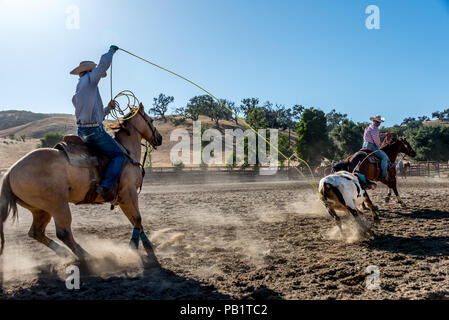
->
<box><xmin>139</xmin><ymin>103</ymin><xmax>144</xmax><ymax>111</ymax></box>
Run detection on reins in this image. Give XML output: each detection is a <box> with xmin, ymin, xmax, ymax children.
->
<box><xmin>112</xmin><ymin>114</ymin><xmax>156</xmax><ymax>193</ymax></box>
<box><xmin>353</xmin><ymin>133</ymin><xmax>396</xmax><ymax>174</ymax></box>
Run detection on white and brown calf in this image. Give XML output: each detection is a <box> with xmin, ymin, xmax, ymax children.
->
<box><xmin>318</xmin><ymin>171</ymin><xmax>380</xmax><ymax>232</ymax></box>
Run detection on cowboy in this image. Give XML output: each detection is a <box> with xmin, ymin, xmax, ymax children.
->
<box><xmin>70</xmin><ymin>45</ymin><xmax>126</xmax><ymax>201</ymax></box>
<box><xmin>362</xmin><ymin>115</ymin><xmax>391</xmax><ymax>181</ymax></box>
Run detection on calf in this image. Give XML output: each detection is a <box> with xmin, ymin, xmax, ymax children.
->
<box><xmin>318</xmin><ymin>171</ymin><xmax>379</xmax><ymax>233</ymax></box>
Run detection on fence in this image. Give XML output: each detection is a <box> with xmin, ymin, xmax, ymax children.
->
<box><xmin>145</xmin><ymin>161</ymin><xmax>449</xmax><ymax>179</ymax></box>
<box><xmin>406</xmin><ymin>161</ymin><xmax>449</xmax><ymax>178</ymax></box>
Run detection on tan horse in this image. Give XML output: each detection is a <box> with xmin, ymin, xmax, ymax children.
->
<box><xmin>0</xmin><ymin>103</ymin><xmax>162</xmax><ymax>262</ymax></box>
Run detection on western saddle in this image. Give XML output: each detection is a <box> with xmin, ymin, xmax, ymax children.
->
<box><xmin>54</xmin><ymin>135</ymin><xmax>123</xmax><ymax>205</ymax></box>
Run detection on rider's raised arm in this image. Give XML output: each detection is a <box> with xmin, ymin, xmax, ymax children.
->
<box><xmin>90</xmin><ymin>48</ymin><xmax>115</xmax><ymax>86</ymax></box>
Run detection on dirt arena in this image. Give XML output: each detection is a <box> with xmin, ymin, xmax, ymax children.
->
<box><xmin>0</xmin><ymin>176</ymin><xmax>448</xmax><ymax>300</ymax></box>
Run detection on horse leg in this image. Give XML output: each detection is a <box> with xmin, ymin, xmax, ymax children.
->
<box><xmin>325</xmin><ymin>205</ymin><xmax>342</xmax><ymax>234</ymax></box>
<box><xmin>385</xmin><ymin>188</ymin><xmax>392</xmax><ymax>203</ymax></box>
<box><xmin>362</xmin><ymin>193</ymin><xmax>380</xmax><ymax>224</ymax></box>
<box><xmin>118</xmin><ymin>187</ymin><xmax>159</xmax><ymax>266</ymax></box>
<box><xmin>28</xmin><ymin>209</ymin><xmax>71</xmax><ymax>257</ymax></box>
<box><xmin>344</xmin><ymin>200</ymin><xmax>372</xmax><ymax>236</ymax></box>
<box><xmin>392</xmin><ymin>185</ymin><xmax>406</xmax><ymax>207</ymax></box>
<box><xmin>52</xmin><ymin>204</ymin><xmax>90</xmax><ymax>260</ymax></box>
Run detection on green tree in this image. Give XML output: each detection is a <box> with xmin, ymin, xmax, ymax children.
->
<box><xmin>291</xmin><ymin>104</ymin><xmax>305</xmax><ymax>122</ymax></box>
<box><xmin>240</xmin><ymin>98</ymin><xmax>259</xmax><ymax>118</ymax></box>
<box><xmin>330</xmin><ymin>120</ymin><xmax>365</xmax><ymax>159</ymax></box>
<box><xmin>326</xmin><ymin>109</ymin><xmax>348</xmax><ymax>132</ymax></box>
<box><xmin>295</xmin><ymin>108</ymin><xmax>333</xmax><ymax>167</ymax></box>
<box><xmin>278</xmin><ymin>134</ymin><xmax>293</xmax><ymax>166</ymax></box>
<box><xmin>182</xmin><ymin>95</ymin><xmax>228</xmax><ymax>127</ymax></box>
<box><xmin>246</xmin><ymin>107</ymin><xmax>269</xmax><ymax>130</ymax></box>
<box><xmin>401</xmin><ymin>116</ymin><xmax>429</xmax><ymax>128</ymax></box>
<box><xmin>406</xmin><ymin>125</ymin><xmax>449</xmax><ymax>161</ymax></box>
<box><xmin>431</xmin><ymin>108</ymin><xmax>449</xmax><ymax>121</ymax></box>
<box><xmin>38</xmin><ymin>132</ymin><xmax>63</xmax><ymax>148</ymax></box>
<box><xmin>150</xmin><ymin>93</ymin><xmax>174</xmax><ymax>122</ymax></box>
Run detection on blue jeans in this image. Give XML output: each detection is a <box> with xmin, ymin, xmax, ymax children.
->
<box><xmin>362</xmin><ymin>141</ymin><xmax>389</xmax><ymax>179</ymax></box>
<box><xmin>78</xmin><ymin>126</ymin><xmax>127</xmax><ymax>190</ymax></box>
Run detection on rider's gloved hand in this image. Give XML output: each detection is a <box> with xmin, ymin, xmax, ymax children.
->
<box><xmin>110</xmin><ymin>45</ymin><xmax>119</xmax><ymax>52</ymax></box>
<box><xmin>108</xmin><ymin>100</ymin><xmax>117</xmax><ymax>111</ymax></box>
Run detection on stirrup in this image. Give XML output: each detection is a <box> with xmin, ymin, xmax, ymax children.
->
<box><xmin>96</xmin><ymin>186</ymin><xmax>115</xmax><ymax>202</ymax></box>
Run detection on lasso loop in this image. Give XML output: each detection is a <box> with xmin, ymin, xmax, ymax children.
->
<box><xmin>108</xmin><ymin>47</ymin><xmax>320</xmax><ymax>192</ymax></box>
<box><xmin>105</xmin><ymin>90</ymin><xmax>140</xmax><ymax>129</ymax></box>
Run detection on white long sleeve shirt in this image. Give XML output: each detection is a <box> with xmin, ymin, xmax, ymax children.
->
<box><xmin>72</xmin><ymin>48</ymin><xmax>115</xmax><ymax>126</ymax></box>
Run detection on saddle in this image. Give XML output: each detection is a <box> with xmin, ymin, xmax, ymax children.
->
<box><xmin>353</xmin><ymin>149</ymin><xmax>381</xmax><ymax>164</ymax></box>
<box><xmin>351</xmin><ymin>148</ymin><xmax>395</xmax><ymax>180</ymax></box>
<box><xmin>54</xmin><ymin>135</ymin><xmax>121</xmax><ymax>205</ymax></box>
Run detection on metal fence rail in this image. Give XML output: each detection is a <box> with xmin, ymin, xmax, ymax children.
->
<box><xmin>406</xmin><ymin>161</ymin><xmax>449</xmax><ymax>177</ymax></box>
<box><xmin>145</xmin><ymin>161</ymin><xmax>449</xmax><ymax>178</ymax></box>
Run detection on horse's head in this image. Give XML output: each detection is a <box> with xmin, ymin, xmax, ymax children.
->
<box><xmin>382</xmin><ymin>133</ymin><xmax>416</xmax><ymax>158</ymax></box>
<box><xmin>397</xmin><ymin>136</ymin><xmax>416</xmax><ymax>157</ymax></box>
<box><xmin>127</xmin><ymin>103</ymin><xmax>163</xmax><ymax>147</ymax></box>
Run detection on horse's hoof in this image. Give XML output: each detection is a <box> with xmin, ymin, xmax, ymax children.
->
<box><xmin>400</xmin><ymin>202</ymin><xmax>407</xmax><ymax>208</ymax></box>
<box><xmin>142</xmin><ymin>253</ymin><xmax>160</xmax><ymax>268</ymax></box>
<box><xmin>373</xmin><ymin>217</ymin><xmax>380</xmax><ymax>224</ymax></box>
<box><xmin>384</xmin><ymin>197</ymin><xmax>390</xmax><ymax>203</ymax></box>
<box><xmin>54</xmin><ymin>246</ymin><xmax>72</xmax><ymax>258</ymax></box>
<box><xmin>373</xmin><ymin>205</ymin><xmax>379</xmax><ymax>211</ymax></box>
<box><xmin>129</xmin><ymin>241</ymin><xmax>139</xmax><ymax>250</ymax></box>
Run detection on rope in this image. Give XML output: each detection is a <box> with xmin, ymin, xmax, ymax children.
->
<box><xmin>353</xmin><ymin>133</ymin><xmax>397</xmax><ymax>174</ymax></box>
<box><xmin>105</xmin><ymin>90</ymin><xmax>140</xmax><ymax>130</ymax></box>
<box><xmin>109</xmin><ymin>47</ymin><xmax>320</xmax><ymax>193</ymax></box>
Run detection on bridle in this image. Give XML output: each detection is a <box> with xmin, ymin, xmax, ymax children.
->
<box><xmin>113</xmin><ymin>108</ymin><xmax>160</xmax><ymax>192</ymax></box>
<box><xmin>124</xmin><ymin>109</ymin><xmax>159</xmax><ymax>150</ymax></box>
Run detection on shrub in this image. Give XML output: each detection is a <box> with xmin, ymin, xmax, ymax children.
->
<box><xmin>38</xmin><ymin>132</ymin><xmax>63</xmax><ymax>148</ymax></box>
<box><xmin>173</xmin><ymin>117</ymin><xmax>186</xmax><ymax>126</ymax></box>
<box><xmin>172</xmin><ymin>160</ymin><xmax>185</xmax><ymax>170</ymax></box>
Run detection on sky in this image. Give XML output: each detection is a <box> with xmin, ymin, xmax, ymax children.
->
<box><xmin>0</xmin><ymin>0</ymin><xmax>448</xmax><ymax>127</ymax></box>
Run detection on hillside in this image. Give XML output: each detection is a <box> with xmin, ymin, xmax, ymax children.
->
<box><xmin>0</xmin><ymin>115</ymin><xmax>76</xmax><ymax>138</ymax></box>
<box><xmin>422</xmin><ymin>120</ymin><xmax>449</xmax><ymax>127</ymax></box>
<box><xmin>0</xmin><ymin>110</ymin><xmax>52</xmax><ymax>130</ymax></box>
<box><xmin>0</xmin><ymin>112</ymin><xmax>296</xmax><ymax>169</ymax></box>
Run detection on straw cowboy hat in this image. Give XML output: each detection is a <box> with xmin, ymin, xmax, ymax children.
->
<box><xmin>70</xmin><ymin>61</ymin><xmax>97</xmax><ymax>75</ymax></box>
<box><xmin>370</xmin><ymin>115</ymin><xmax>385</xmax><ymax>123</ymax></box>
<box><xmin>70</xmin><ymin>61</ymin><xmax>107</xmax><ymax>78</ymax></box>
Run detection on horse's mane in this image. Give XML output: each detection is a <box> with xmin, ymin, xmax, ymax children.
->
<box><xmin>380</xmin><ymin>132</ymin><xmax>399</xmax><ymax>150</ymax></box>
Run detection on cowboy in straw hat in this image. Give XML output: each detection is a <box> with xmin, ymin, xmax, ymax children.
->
<box><xmin>71</xmin><ymin>45</ymin><xmax>126</xmax><ymax>201</ymax></box>
<box><xmin>362</xmin><ymin>115</ymin><xmax>391</xmax><ymax>182</ymax></box>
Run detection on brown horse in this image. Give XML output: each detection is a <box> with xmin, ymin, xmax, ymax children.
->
<box><xmin>0</xmin><ymin>103</ymin><xmax>162</xmax><ymax>262</ymax></box>
<box><xmin>333</xmin><ymin>134</ymin><xmax>416</xmax><ymax>207</ymax></box>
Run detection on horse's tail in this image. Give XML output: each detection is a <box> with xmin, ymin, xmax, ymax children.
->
<box><xmin>0</xmin><ymin>171</ymin><xmax>18</xmax><ymax>256</ymax></box>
